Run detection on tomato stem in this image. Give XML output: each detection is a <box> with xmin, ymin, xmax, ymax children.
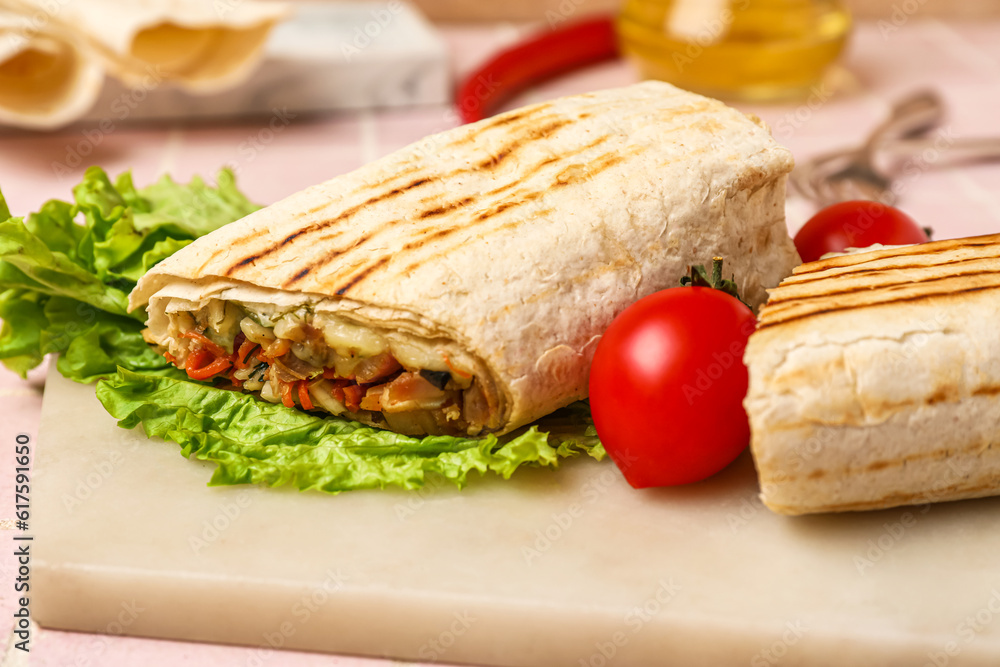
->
<box><xmin>680</xmin><ymin>257</ymin><xmax>749</xmax><ymax>308</ymax></box>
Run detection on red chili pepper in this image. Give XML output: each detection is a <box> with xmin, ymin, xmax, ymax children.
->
<box><xmin>181</xmin><ymin>329</ymin><xmax>229</xmax><ymax>358</ymax></box>
<box><xmin>280</xmin><ymin>381</ymin><xmax>296</xmax><ymax>409</ymax></box>
<box><xmin>455</xmin><ymin>16</ymin><xmax>619</xmax><ymax>124</ymax></box>
<box><xmin>298</xmin><ymin>381</ymin><xmax>314</xmax><ymax>411</ymax></box>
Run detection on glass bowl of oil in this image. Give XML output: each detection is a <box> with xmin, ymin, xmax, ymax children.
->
<box><xmin>617</xmin><ymin>0</ymin><xmax>851</xmax><ymax>102</ymax></box>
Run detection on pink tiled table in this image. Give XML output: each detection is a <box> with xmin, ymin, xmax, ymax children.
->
<box><xmin>3</xmin><ymin>19</ymin><xmax>1000</xmax><ymax>666</ymax></box>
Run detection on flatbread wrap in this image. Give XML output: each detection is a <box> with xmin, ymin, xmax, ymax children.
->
<box><xmin>0</xmin><ymin>0</ymin><xmax>290</xmax><ymax>93</ymax></box>
<box><xmin>745</xmin><ymin>234</ymin><xmax>1000</xmax><ymax>514</ymax></box>
<box><xmin>0</xmin><ymin>11</ymin><xmax>104</xmax><ymax>129</ymax></box>
<box><xmin>130</xmin><ymin>81</ymin><xmax>800</xmax><ymax>437</ymax></box>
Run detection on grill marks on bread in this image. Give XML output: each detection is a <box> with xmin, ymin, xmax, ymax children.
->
<box><xmin>275</xmin><ymin>128</ymin><xmax>624</xmax><ymax>293</ymax></box>
<box><xmin>227</xmin><ymin>95</ymin><xmax>693</xmax><ymax>292</ymax></box>
<box><xmin>757</xmin><ymin>235</ymin><xmax>1000</xmax><ymax>330</ymax></box>
<box><xmin>225</xmin><ymin>176</ymin><xmax>431</xmax><ymax>276</ymax></box>
<box><xmin>230</xmin><ymin>110</ymin><xmax>576</xmax><ymax>281</ymax></box>
<box><xmin>394</xmin><ymin>152</ymin><xmax>629</xmax><ymax>283</ymax></box>
<box><xmin>311</xmin><ymin>148</ymin><xmax>628</xmax><ymax>295</ymax></box>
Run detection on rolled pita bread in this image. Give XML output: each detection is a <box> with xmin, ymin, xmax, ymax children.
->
<box><xmin>131</xmin><ymin>81</ymin><xmax>800</xmax><ymax>437</ymax></box>
<box><xmin>745</xmin><ymin>234</ymin><xmax>1000</xmax><ymax>514</ymax></box>
<box><xmin>0</xmin><ymin>11</ymin><xmax>104</xmax><ymax>129</ymax></box>
<box><xmin>1</xmin><ymin>0</ymin><xmax>289</xmax><ymax>93</ymax></box>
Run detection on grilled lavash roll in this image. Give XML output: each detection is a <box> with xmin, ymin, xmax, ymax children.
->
<box><xmin>745</xmin><ymin>234</ymin><xmax>1000</xmax><ymax>515</ymax></box>
<box><xmin>0</xmin><ymin>0</ymin><xmax>289</xmax><ymax>93</ymax></box>
<box><xmin>131</xmin><ymin>81</ymin><xmax>800</xmax><ymax>437</ymax></box>
<box><xmin>0</xmin><ymin>11</ymin><xmax>104</xmax><ymax>129</ymax></box>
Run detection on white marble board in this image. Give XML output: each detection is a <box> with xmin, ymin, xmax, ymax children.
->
<box><xmin>33</xmin><ymin>366</ymin><xmax>1000</xmax><ymax>666</ymax></box>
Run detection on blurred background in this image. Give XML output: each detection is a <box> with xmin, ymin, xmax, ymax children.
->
<box><xmin>408</xmin><ymin>0</ymin><xmax>1000</xmax><ymax>20</ymax></box>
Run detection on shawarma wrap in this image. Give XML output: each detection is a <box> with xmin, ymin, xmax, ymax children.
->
<box><xmin>130</xmin><ymin>81</ymin><xmax>800</xmax><ymax>437</ymax></box>
<box><xmin>745</xmin><ymin>234</ymin><xmax>1000</xmax><ymax>514</ymax></box>
<box><xmin>0</xmin><ymin>0</ymin><xmax>289</xmax><ymax>94</ymax></box>
<box><xmin>0</xmin><ymin>11</ymin><xmax>104</xmax><ymax>129</ymax></box>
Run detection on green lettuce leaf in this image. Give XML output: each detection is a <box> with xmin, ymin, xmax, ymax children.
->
<box><xmin>0</xmin><ymin>289</ymin><xmax>48</xmax><ymax>376</ymax></box>
<box><xmin>0</xmin><ymin>167</ymin><xmax>258</xmax><ymax>380</ymax></box>
<box><xmin>97</xmin><ymin>369</ymin><xmax>605</xmax><ymax>493</ymax></box>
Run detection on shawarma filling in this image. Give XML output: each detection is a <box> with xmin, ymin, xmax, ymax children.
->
<box><xmin>144</xmin><ymin>300</ymin><xmax>501</xmax><ymax>436</ymax></box>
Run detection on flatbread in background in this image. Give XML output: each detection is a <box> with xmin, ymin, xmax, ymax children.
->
<box><xmin>1</xmin><ymin>0</ymin><xmax>290</xmax><ymax>93</ymax></box>
<box><xmin>0</xmin><ymin>11</ymin><xmax>104</xmax><ymax>129</ymax></box>
<box><xmin>132</xmin><ymin>81</ymin><xmax>801</xmax><ymax>437</ymax></box>
<box><xmin>745</xmin><ymin>234</ymin><xmax>1000</xmax><ymax>515</ymax></box>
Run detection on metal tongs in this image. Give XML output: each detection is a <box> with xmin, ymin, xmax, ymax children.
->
<box><xmin>790</xmin><ymin>90</ymin><xmax>1000</xmax><ymax>206</ymax></box>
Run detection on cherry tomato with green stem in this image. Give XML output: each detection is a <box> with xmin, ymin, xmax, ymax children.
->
<box><xmin>589</xmin><ymin>267</ymin><xmax>756</xmax><ymax>488</ymax></box>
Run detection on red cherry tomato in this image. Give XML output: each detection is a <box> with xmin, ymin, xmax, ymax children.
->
<box><xmin>589</xmin><ymin>287</ymin><xmax>756</xmax><ymax>488</ymax></box>
<box><xmin>794</xmin><ymin>200</ymin><xmax>929</xmax><ymax>264</ymax></box>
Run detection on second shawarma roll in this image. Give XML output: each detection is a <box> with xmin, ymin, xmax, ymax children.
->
<box><xmin>745</xmin><ymin>235</ymin><xmax>1000</xmax><ymax>514</ymax></box>
<box><xmin>0</xmin><ymin>11</ymin><xmax>103</xmax><ymax>129</ymax></box>
<box><xmin>130</xmin><ymin>81</ymin><xmax>802</xmax><ymax>437</ymax></box>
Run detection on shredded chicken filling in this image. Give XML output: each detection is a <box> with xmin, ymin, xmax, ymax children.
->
<box><xmin>145</xmin><ymin>303</ymin><xmax>499</xmax><ymax>436</ymax></box>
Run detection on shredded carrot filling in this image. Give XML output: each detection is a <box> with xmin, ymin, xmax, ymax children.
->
<box><xmin>235</xmin><ymin>340</ymin><xmax>258</xmax><ymax>369</ymax></box>
<box><xmin>186</xmin><ymin>353</ymin><xmax>232</xmax><ymax>380</ymax></box>
<box><xmin>298</xmin><ymin>381</ymin><xmax>314</xmax><ymax>410</ymax></box>
<box><xmin>342</xmin><ymin>385</ymin><xmax>364</xmax><ymax>412</ymax></box>
<box><xmin>158</xmin><ymin>312</ymin><xmax>490</xmax><ymax>435</ymax></box>
<box><xmin>180</xmin><ymin>329</ymin><xmax>228</xmax><ymax>358</ymax></box>
<box><xmin>280</xmin><ymin>381</ymin><xmax>295</xmax><ymax>409</ymax></box>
